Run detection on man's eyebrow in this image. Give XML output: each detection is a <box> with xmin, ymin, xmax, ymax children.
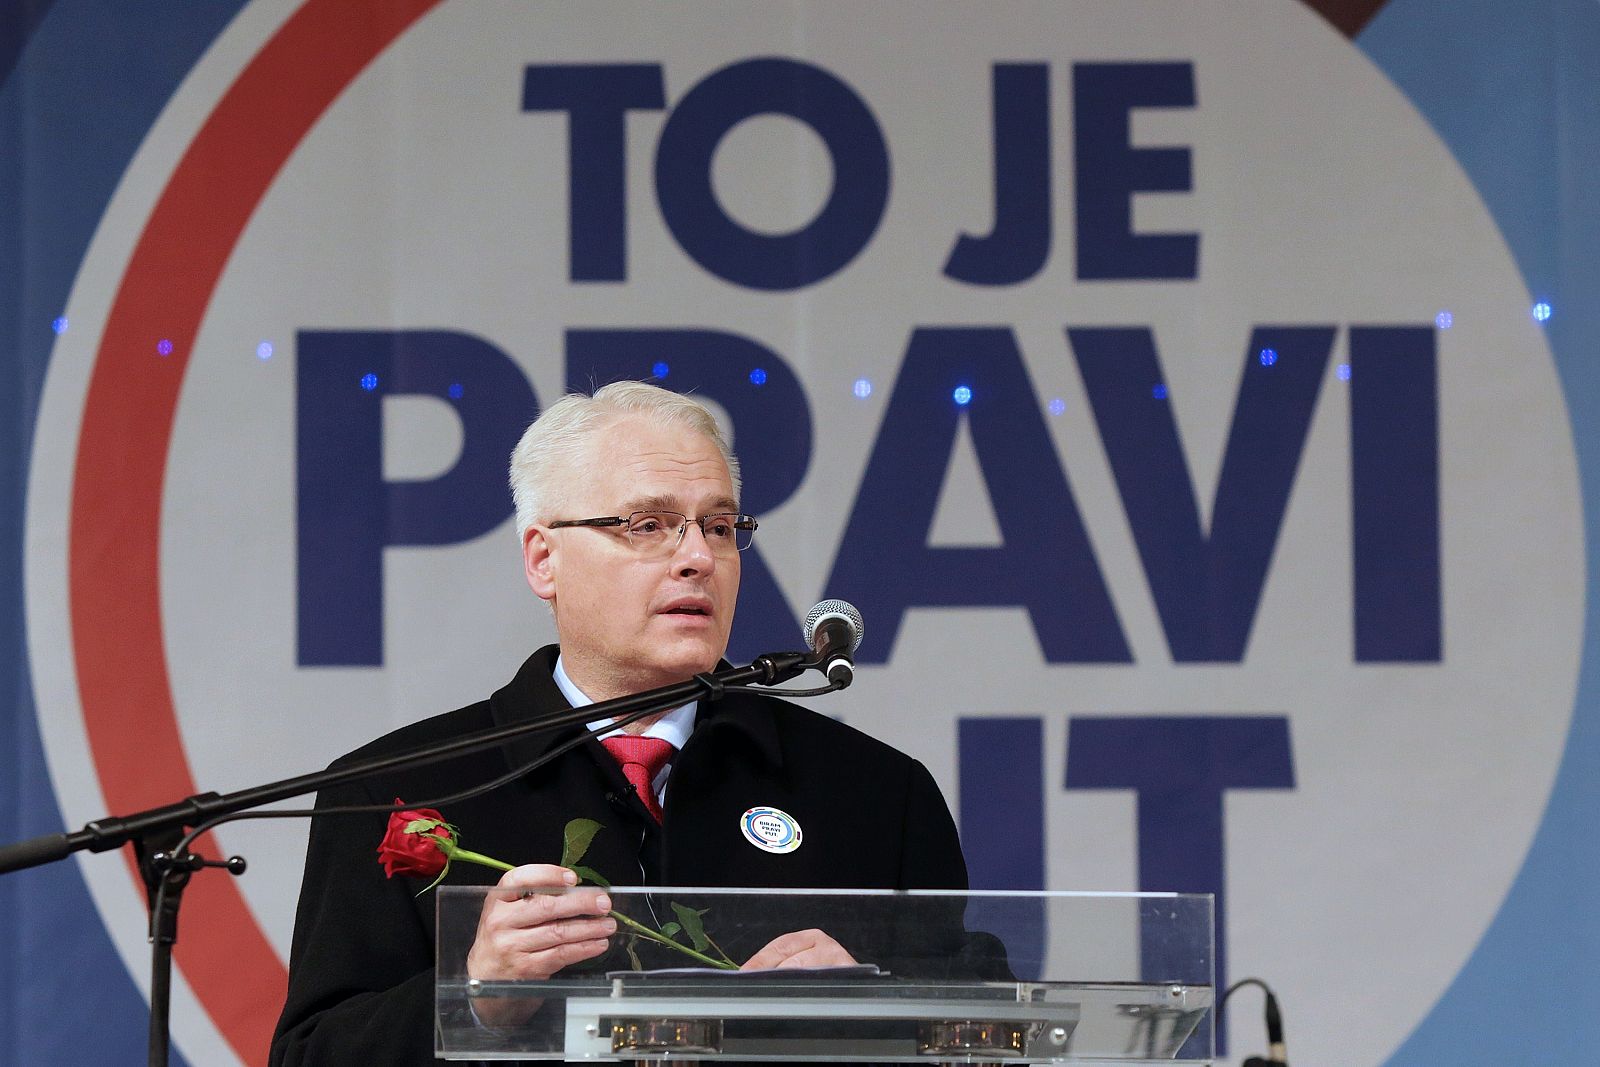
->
<box><xmin>621</xmin><ymin>495</ymin><xmax>741</xmax><ymax>515</ymax></box>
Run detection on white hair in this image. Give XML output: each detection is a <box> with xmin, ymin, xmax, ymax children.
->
<box><xmin>509</xmin><ymin>380</ymin><xmax>741</xmax><ymax>540</ymax></box>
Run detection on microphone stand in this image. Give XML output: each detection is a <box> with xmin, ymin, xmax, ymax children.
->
<box><xmin>0</xmin><ymin>650</ymin><xmax>810</xmax><ymax>1067</ymax></box>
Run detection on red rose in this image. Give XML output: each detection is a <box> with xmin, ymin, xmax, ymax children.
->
<box><xmin>376</xmin><ymin>801</ymin><xmax>455</xmax><ymax>880</ymax></box>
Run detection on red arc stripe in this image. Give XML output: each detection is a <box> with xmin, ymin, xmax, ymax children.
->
<box><xmin>69</xmin><ymin>0</ymin><xmax>444</xmax><ymax>1062</ymax></box>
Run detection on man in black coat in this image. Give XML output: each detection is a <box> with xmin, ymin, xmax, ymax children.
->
<box><xmin>270</xmin><ymin>382</ymin><xmax>971</xmax><ymax>1065</ymax></box>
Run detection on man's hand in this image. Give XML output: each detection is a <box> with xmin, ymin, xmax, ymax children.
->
<box><xmin>466</xmin><ymin>865</ymin><xmax>614</xmax><ymax>1025</ymax></box>
<box><xmin>740</xmin><ymin>929</ymin><xmax>857</xmax><ymax>971</ymax></box>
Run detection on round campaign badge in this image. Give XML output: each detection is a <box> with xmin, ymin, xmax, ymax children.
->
<box><xmin>741</xmin><ymin>806</ymin><xmax>803</xmax><ymax>854</ymax></box>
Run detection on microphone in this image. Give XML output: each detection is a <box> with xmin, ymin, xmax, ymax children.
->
<box><xmin>1265</xmin><ymin>987</ymin><xmax>1286</xmax><ymax>1064</ymax></box>
<box><xmin>803</xmin><ymin>600</ymin><xmax>864</xmax><ymax>689</ymax></box>
<box><xmin>1234</xmin><ymin>981</ymin><xmax>1287</xmax><ymax>1067</ymax></box>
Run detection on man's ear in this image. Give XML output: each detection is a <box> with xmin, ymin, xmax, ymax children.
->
<box><xmin>522</xmin><ymin>526</ymin><xmax>557</xmax><ymax>601</ymax></box>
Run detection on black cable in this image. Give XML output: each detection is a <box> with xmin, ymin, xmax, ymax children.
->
<box><xmin>1222</xmin><ymin>976</ymin><xmax>1287</xmax><ymax>1067</ymax></box>
<box><xmin>749</xmin><ymin>681</ymin><xmax>841</xmax><ymax>698</ymax></box>
<box><xmin>1220</xmin><ymin>976</ymin><xmax>1270</xmax><ymax>1007</ymax></box>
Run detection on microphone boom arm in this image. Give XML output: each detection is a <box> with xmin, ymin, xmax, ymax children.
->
<box><xmin>0</xmin><ymin>649</ymin><xmax>809</xmax><ymax>876</ymax></box>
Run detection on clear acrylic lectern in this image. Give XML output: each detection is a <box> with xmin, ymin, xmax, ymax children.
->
<box><xmin>436</xmin><ymin>888</ymin><xmax>1213</xmax><ymax>1063</ymax></box>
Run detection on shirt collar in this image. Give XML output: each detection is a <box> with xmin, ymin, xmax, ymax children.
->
<box><xmin>554</xmin><ymin>654</ymin><xmax>698</xmax><ymax>750</ymax></box>
<box><xmin>485</xmin><ymin>647</ymin><xmax>784</xmax><ymax>777</ymax></box>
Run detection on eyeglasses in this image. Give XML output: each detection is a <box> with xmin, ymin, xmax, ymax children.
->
<box><xmin>547</xmin><ymin>511</ymin><xmax>758</xmax><ymax>557</ymax></box>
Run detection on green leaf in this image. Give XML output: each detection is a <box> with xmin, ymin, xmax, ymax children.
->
<box><xmin>561</xmin><ymin>818</ymin><xmax>603</xmax><ymax>867</ymax></box>
<box><xmin>670</xmin><ymin>902</ymin><xmax>712</xmax><ymax>952</ymax></box>
<box><xmin>403</xmin><ymin>818</ymin><xmax>442</xmax><ymax>834</ymax></box>
<box><xmin>570</xmin><ymin>865</ymin><xmax>611</xmax><ymax>889</ymax></box>
<box><xmin>625</xmin><ymin>935</ymin><xmax>643</xmax><ymax>971</ymax></box>
<box><xmin>658</xmin><ymin>921</ymin><xmax>683</xmax><ymax>942</ymax></box>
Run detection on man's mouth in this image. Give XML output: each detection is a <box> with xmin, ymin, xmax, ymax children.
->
<box><xmin>661</xmin><ymin>601</ymin><xmax>712</xmax><ymax>617</ymax></box>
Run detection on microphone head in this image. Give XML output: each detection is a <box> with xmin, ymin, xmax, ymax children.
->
<box><xmin>803</xmin><ymin>599</ymin><xmax>865</xmax><ymax>652</ymax></box>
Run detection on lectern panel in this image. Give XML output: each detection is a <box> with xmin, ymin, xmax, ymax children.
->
<box><xmin>435</xmin><ymin>888</ymin><xmax>1213</xmax><ymax>1063</ymax></box>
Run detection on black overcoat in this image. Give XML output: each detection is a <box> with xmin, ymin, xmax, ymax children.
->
<box><xmin>270</xmin><ymin>646</ymin><xmax>969</xmax><ymax>1065</ymax></box>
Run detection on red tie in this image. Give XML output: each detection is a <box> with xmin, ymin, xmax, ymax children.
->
<box><xmin>601</xmin><ymin>735</ymin><xmax>675</xmax><ymax>823</ymax></box>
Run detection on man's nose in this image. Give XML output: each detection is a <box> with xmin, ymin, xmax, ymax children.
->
<box><xmin>670</xmin><ymin>519</ymin><xmax>717</xmax><ymax>574</ymax></box>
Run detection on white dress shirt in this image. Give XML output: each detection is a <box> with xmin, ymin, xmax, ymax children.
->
<box><xmin>554</xmin><ymin>655</ymin><xmax>697</xmax><ymax>806</ymax></box>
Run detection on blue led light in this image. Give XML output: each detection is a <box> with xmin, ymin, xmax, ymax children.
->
<box><xmin>1152</xmin><ymin>384</ymin><xmax>1168</xmax><ymax>400</ymax></box>
<box><xmin>448</xmin><ymin>382</ymin><xmax>464</xmax><ymax>400</ymax></box>
<box><xmin>852</xmin><ymin>378</ymin><xmax>873</xmax><ymax>399</ymax></box>
<box><xmin>1435</xmin><ymin>310</ymin><xmax>1453</xmax><ymax>330</ymax></box>
<box><xmin>51</xmin><ymin>316</ymin><xmax>69</xmax><ymax>335</ymax></box>
<box><xmin>1259</xmin><ymin>348</ymin><xmax>1278</xmax><ymax>367</ymax></box>
<box><xmin>749</xmin><ymin>368</ymin><xmax>767</xmax><ymax>386</ymax></box>
<box><xmin>1336</xmin><ymin>363</ymin><xmax>1351</xmax><ymax>381</ymax></box>
<box><xmin>360</xmin><ymin>372</ymin><xmax>379</xmax><ymax>391</ymax></box>
<box><xmin>1047</xmin><ymin>397</ymin><xmax>1067</xmax><ymax>416</ymax></box>
<box><xmin>1532</xmin><ymin>301</ymin><xmax>1552</xmax><ymax>323</ymax></box>
<box><xmin>256</xmin><ymin>341</ymin><xmax>274</xmax><ymax>361</ymax></box>
<box><xmin>156</xmin><ymin>338</ymin><xmax>174</xmax><ymax>357</ymax></box>
<box><xmin>953</xmin><ymin>385</ymin><xmax>972</xmax><ymax>406</ymax></box>
<box><xmin>652</xmin><ymin>361</ymin><xmax>670</xmax><ymax>379</ymax></box>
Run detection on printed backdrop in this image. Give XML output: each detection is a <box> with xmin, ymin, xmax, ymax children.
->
<box><xmin>2</xmin><ymin>1</ymin><xmax>1597</xmax><ymax>1064</ymax></box>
